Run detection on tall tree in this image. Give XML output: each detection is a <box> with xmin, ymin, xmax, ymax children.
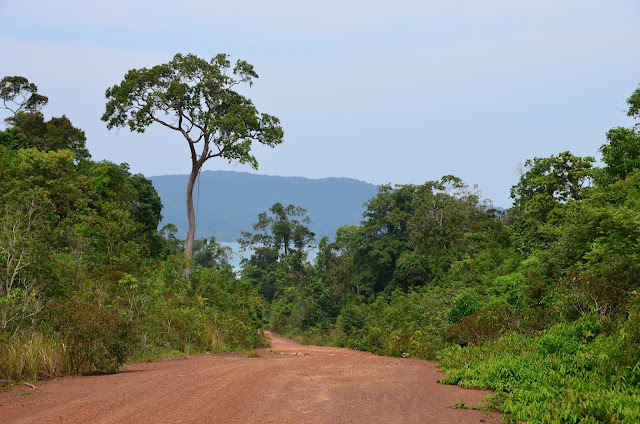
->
<box><xmin>1</xmin><ymin>76</ymin><xmax>89</xmax><ymax>161</ymax></box>
<box><xmin>102</xmin><ymin>53</ymin><xmax>284</xmax><ymax>279</ymax></box>
<box><xmin>409</xmin><ymin>175</ymin><xmax>490</xmax><ymax>280</ymax></box>
<box><xmin>239</xmin><ymin>203</ymin><xmax>315</xmax><ymax>260</ymax></box>
<box><xmin>0</xmin><ymin>76</ymin><xmax>48</xmax><ymax>121</ymax></box>
<box><xmin>239</xmin><ymin>203</ymin><xmax>316</xmax><ymax>317</ymax></box>
<box><xmin>598</xmin><ymin>85</ymin><xmax>640</xmax><ymax>184</ymax></box>
<box><xmin>510</xmin><ymin>151</ymin><xmax>594</xmax><ymax>222</ymax></box>
<box><xmin>193</xmin><ymin>236</ymin><xmax>231</xmax><ymax>269</ymax></box>
<box><xmin>356</xmin><ymin>184</ymin><xmax>417</xmax><ymax>293</ymax></box>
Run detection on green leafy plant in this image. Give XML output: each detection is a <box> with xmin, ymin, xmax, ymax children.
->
<box><xmin>46</xmin><ymin>296</ymin><xmax>129</xmax><ymax>374</ymax></box>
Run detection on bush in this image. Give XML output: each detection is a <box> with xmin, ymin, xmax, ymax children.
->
<box><xmin>208</xmin><ymin>309</ymin><xmax>268</xmax><ymax>351</ymax></box>
<box><xmin>447</xmin><ymin>289</ymin><xmax>479</xmax><ymax>324</ymax></box>
<box><xmin>438</xmin><ymin>309</ymin><xmax>640</xmax><ymax>423</ymax></box>
<box><xmin>45</xmin><ymin>296</ymin><xmax>129</xmax><ymax>374</ymax></box>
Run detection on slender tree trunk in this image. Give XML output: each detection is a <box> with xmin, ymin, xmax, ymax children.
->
<box><xmin>184</xmin><ymin>165</ymin><xmax>199</xmax><ymax>280</ymax></box>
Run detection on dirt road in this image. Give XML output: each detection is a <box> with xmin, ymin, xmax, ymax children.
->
<box><xmin>0</xmin><ymin>332</ymin><xmax>502</xmax><ymax>423</ymax></box>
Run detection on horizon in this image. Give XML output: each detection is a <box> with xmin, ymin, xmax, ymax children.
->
<box><xmin>150</xmin><ymin>169</ymin><xmax>514</xmax><ymax>208</ymax></box>
<box><xmin>2</xmin><ymin>1</ymin><xmax>639</xmax><ymax>207</ymax></box>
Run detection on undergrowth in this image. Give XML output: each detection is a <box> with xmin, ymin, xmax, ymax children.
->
<box><xmin>438</xmin><ymin>310</ymin><xmax>640</xmax><ymax>423</ymax></box>
<box><xmin>0</xmin><ymin>332</ymin><xmax>72</xmax><ymax>384</ymax></box>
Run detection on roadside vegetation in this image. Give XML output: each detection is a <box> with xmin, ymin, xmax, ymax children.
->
<box><xmin>0</xmin><ymin>75</ymin><xmax>266</xmax><ymax>385</ymax></box>
<box><xmin>238</xmin><ymin>85</ymin><xmax>640</xmax><ymax>422</ymax></box>
<box><xmin>3</xmin><ymin>69</ymin><xmax>640</xmax><ymax>422</ymax></box>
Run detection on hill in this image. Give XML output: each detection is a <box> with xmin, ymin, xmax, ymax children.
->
<box><xmin>150</xmin><ymin>171</ymin><xmax>379</xmax><ymax>242</ymax></box>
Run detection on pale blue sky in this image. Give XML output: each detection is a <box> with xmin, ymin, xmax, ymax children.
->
<box><xmin>1</xmin><ymin>0</ymin><xmax>639</xmax><ymax>206</ymax></box>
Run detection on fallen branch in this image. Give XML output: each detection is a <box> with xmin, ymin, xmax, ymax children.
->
<box><xmin>23</xmin><ymin>382</ymin><xmax>35</xmax><ymax>389</ymax></box>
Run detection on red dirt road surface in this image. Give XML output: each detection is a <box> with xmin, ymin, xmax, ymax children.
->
<box><xmin>0</xmin><ymin>332</ymin><xmax>503</xmax><ymax>423</ymax></box>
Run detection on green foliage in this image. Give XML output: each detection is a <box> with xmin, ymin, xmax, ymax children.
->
<box><xmin>6</xmin><ymin>72</ymin><xmax>640</xmax><ymax>421</ymax></box>
<box><xmin>242</xmin><ymin>246</ymin><xmax>279</xmax><ymax>301</ymax></box>
<box><xmin>193</xmin><ymin>236</ymin><xmax>231</xmax><ymax>269</ymax></box>
<box><xmin>45</xmin><ymin>296</ymin><xmax>129</xmax><ymax>374</ymax></box>
<box><xmin>0</xmin><ymin>76</ymin><xmax>271</xmax><ymax>384</ymax></box>
<box><xmin>1</xmin><ymin>76</ymin><xmax>49</xmax><ymax>116</ymax></box>
<box><xmin>551</xmin><ymin>171</ymin><xmax>640</xmax><ymax>315</ymax></box>
<box><xmin>394</xmin><ymin>250</ymin><xmax>429</xmax><ymax>290</ymax></box>
<box><xmin>0</xmin><ymin>189</ymin><xmax>54</xmax><ymax>338</ymax></box>
<box><xmin>102</xmin><ymin>54</ymin><xmax>284</xmax><ymax>271</ymax></box>
<box><xmin>329</xmin><ymin>287</ymin><xmax>452</xmax><ymax>359</ymax></box>
<box><xmin>600</xmin><ymin>126</ymin><xmax>640</xmax><ymax>184</ymax></box>
<box><xmin>489</xmin><ymin>273</ymin><xmax>526</xmax><ymax>308</ymax></box>
<box><xmin>236</xmin><ymin>82</ymin><xmax>640</xmax><ymax>421</ymax></box>
<box><xmin>338</xmin><ymin>302</ymin><xmax>367</xmax><ymax>334</ymax></box>
<box><xmin>1</xmin><ymin>76</ymin><xmax>89</xmax><ymax>161</ymax></box>
<box><xmin>597</xmin><ymin>85</ymin><xmax>640</xmax><ymax>184</ymax></box>
<box><xmin>239</xmin><ymin>202</ymin><xmax>315</xmax><ymax>259</ymax></box>
<box><xmin>270</xmin><ymin>286</ymin><xmax>307</xmax><ymax>333</ymax></box>
<box><xmin>439</xmin><ymin>310</ymin><xmax>640</xmax><ymax>423</ymax></box>
<box><xmin>240</xmin><ymin>202</ymin><xmax>341</xmax><ymax>335</ymax></box>
<box><xmin>192</xmin><ymin>267</ymin><xmax>268</xmax><ymax>350</ymax></box>
<box><xmin>410</xmin><ymin>176</ymin><xmax>490</xmax><ymax>277</ymax></box>
<box><xmin>102</xmin><ymin>54</ymin><xmax>284</xmax><ymax>164</ymax></box>
<box><xmin>355</xmin><ymin>184</ymin><xmax>417</xmax><ymax>294</ymax></box>
<box><xmin>510</xmin><ymin>151</ymin><xmax>594</xmax><ymax>222</ymax></box>
<box><xmin>447</xmin><ymin>289</ymin><xmax>480</xmax><ymax>324</ymax></box>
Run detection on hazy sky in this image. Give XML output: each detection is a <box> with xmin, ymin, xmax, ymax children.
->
<box><xmin>2</xmin><ymin>0</ymin><xmax>639</xmax><ymax>206</ymax></box>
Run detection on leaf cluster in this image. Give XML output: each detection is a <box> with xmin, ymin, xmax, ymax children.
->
<box><xmin>102</xmin><ymin>53</ymin><xmax>283</xmax><ymax>169</ymax></box>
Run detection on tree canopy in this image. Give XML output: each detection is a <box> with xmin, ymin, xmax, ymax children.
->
<box><xmin>599</xmin><ymin>85</ymin><xmax>640</xmax><ymax>184</ymax></box>
<box><xmin>239</xmin><ymin>202</ymin><xmax>315</xmax><ymax>260</ymax></box>
<box><xmin>0</xmin><ymin>76</ymin><xmax>89</xmax><ymax>161</ymax></box>
<box><xmin>510</xmin><ymin>151</ymin><xmax>594</xmax><ymax>221</ymax></box>
<box><xmin>102</xmin><ymin>53</ymin><xmax>284</xmax><ymax>278</ymax></box>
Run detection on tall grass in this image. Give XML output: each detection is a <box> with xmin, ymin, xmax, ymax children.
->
<box><xmin>0</xmin><ymin>332</ymin><xmax>73</xmax><ymax>384</ymax></box>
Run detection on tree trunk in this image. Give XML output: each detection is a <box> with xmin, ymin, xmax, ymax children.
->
<box><xmin>184</xmin><ymin>165</ymin><xmax>199</xmax><ymax>280</ymax></box>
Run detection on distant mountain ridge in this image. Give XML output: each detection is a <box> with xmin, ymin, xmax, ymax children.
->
<box><xmin>150</xmin><ymin>171</ymin><xmax>379</xmax><ymax>242</ymax></box>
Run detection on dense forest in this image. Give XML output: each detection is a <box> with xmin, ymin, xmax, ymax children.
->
<box><xmin>237</xmin><ymin>87</ymin><xmax>640</xmax><ymax>422</ymax></box>
<box><xmin>2</xmin><ymin>72</ymin><xmax>640</xmax><ymax>422</ymax></box>
<box><xmin>0</xmin><ymin>76</ymin><xmax>267</xmax><ymax>380</ymax></box>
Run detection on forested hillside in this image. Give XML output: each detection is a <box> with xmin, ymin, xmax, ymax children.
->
<box><xmin>151</xmin><ymin>171</ymin><xmax>377</xmax><ymax>241</ymax></box>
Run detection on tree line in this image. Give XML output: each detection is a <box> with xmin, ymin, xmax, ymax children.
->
<box><xmin>0</xmin><ymin>73</ymin><xmax>267</xmax><ymax>379</ymax></box>
<box><xmin>3</xmin><ymin>53</ymin><xmax>640</xmax><ymax>421</ymax></box>
<box><xmin>238</xmin><ymin>85</ymin><xmax>640</xmax><ymax>421</ymax></box>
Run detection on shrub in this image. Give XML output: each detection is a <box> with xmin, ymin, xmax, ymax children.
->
<box><xmin>439</xmin><ymin>309</ymin><xmax>640</xmax><ymax>423</ymax></box>
<box><xmin>447</xmin><ymin>289</ymin><xmax>479</xmax><ymax>324</ymax></box>
<box><xmin>45</xmin><ymin>296</ymin><xmax>129</xmax><ymax>374</ymax></box>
